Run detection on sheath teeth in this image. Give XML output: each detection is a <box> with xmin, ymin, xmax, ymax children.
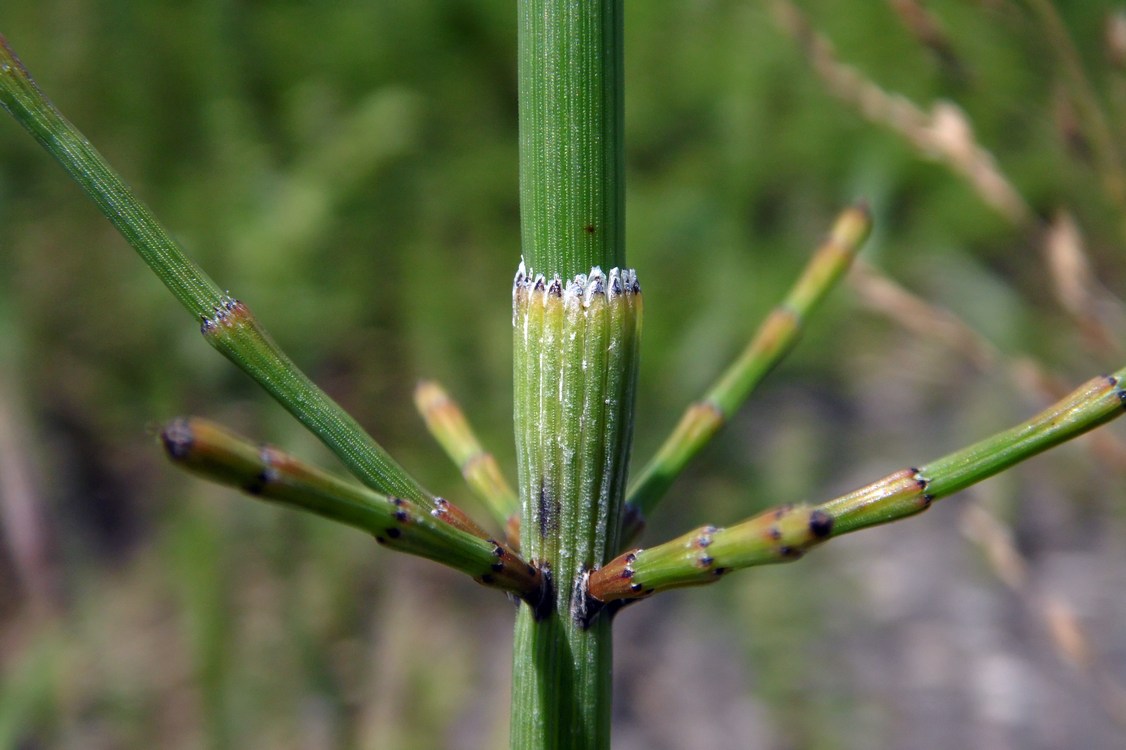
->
<box><xmin>513</xmin><ymin>263</ymin><xmax>642</xmax><ymax>310</ymax></box>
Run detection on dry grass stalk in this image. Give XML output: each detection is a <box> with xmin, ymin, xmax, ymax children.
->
<box><xmin>772</xmin><ymin>0</ymin><xmax>1031</xmax><ymax>225</ymax></box>
<box><xmin>1044</xmin><ymin>210</ymin><xmax>1126</xmax><ymax>357</ymax></box>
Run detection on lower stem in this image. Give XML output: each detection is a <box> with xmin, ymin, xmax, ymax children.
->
<box><xmin>511</xmin><ymin>607</ymin><xmax>612</xmax><ymax>749</ymax></box>
<box><xmin>510</xmin><ymin>266</ymin><xmax>640</xmax><ymax>749</ymax></box>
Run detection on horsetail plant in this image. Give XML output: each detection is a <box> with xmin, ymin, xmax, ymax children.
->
<box><xmin>2</xmin><ymin>2</ymin><xmax>1125</xmax><ymax>748</ymax></box>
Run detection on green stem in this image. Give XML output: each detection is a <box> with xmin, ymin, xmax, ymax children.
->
<box><xmin>511</xmin><ymin>3</ymin><xmax>628</xmax><ymax>743</ymax></box>
<box><xmin>623</xmin><ymin>204</ymin><xmax>871</xmax><ymax>542</ymax></box>
<box><xmin>0</xmin><ymin>36</ymin><xmax>430</xmax><ymax>504</ymax></box>
<box><xmin>589</xmin><ymin>368</ymin><xmax>1126</xmax><ymax>601</ymax></box>
<box><xmin>518</xmin><ymin>0</ymin><xmax>624</xmax><ymax>279</ymax></box>
<box><xmin>511</xmin><ymin>267</ymin><xmax>639</xmax><ymax>749</ymax></box>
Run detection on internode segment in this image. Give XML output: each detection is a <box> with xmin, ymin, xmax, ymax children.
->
<box><xmin>513</xmin><ymin>262</ymin><xmax>642</xmax><ymax>619</ymax></box>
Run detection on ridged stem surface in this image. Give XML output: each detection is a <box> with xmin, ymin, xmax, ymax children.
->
<box><xmin>511</xmin><ymin>2</ymin><xmax>628</xmax><ymax>747</ymax></box>
<box><xmin>518</xmin><ymin>0</ymin><xmax>624</xmax><ymax>279</ymax></box>
<box><xmin>511</xmin><ymin>266</ymin><xmax>640</xmax><ymax>749</ymax></box>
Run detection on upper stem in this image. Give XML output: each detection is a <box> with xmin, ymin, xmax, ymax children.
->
<box><xmin>518</xmin><ymin>0</ymin><xmax>625</xmax><ymax>277</ymax></box>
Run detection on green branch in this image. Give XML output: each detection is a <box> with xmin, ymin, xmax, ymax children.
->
<box><xmin>161</xmin><ymin>417</ymin><xmax>546</xmax><ymax>607</ymax></box>
<box><xmin>414</xmin><ymin>380</ymin><xmax>519</xmax><ymax>531</ymax></box>
<box><xmin>0</xmin><ymin>35</ymin><xmax>430</xmax><ymax>504</ymax></box>
<box><xmin>590</xmin><ymin>368</ymin><xmax>1126</xmax><ymax>602</ymax></box>
<box><xmin>622</xmin><ymin>203</ymin><xmax>871</xmax><ymax>542</ymax></box>
<box><xmin>200</xmin><ymin>298</ymin><xmax>429</xmax><ymax>501</ymax></box>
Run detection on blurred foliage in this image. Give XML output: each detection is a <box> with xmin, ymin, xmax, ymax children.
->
<box><xmin>2</xmin><ymin>1</ymin><xmax>1126</xmax><ymax>748</ymax></box>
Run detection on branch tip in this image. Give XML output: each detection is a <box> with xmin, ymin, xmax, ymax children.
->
<box><xmin>160</xmin><ymin>417</ymin><xmax>195</xmax><ymax>460</ymax></box>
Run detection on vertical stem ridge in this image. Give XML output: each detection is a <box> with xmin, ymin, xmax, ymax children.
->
<box><xmin>558</xmin><ymin>283</ymin><xmax>586</xmax><ymax>580</ymax></box>
<box><xmin>602</xmin><ymin>272</ymin><xmax>641</xmax><ymax>554</ymax></box>
<box><xmin>574</xmin><ymin>281</ymin><xmax>611</xmax><ymax>591</ymax></box>
<box><xmin>542</xmin><ymin>278</ymin><xmax>566</xmax><ymax>565</ymax></box>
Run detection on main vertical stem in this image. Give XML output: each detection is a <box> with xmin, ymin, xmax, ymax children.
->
<box><xmin>517</xmin><ymin>0</ymin><xmax>624</xmax><ymax>278</ymax></box>
<box><xmin>511</xmin><ymin>2</ymin><xmax>629</xmax><ymax>749</ymax></box>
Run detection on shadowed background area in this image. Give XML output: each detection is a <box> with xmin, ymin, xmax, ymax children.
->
<box><xmin>2</xmin><ymin>1</ymin><xmax>1126</xmax><ymax>747</ymax></box>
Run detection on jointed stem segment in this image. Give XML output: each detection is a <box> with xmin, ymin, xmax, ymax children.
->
<box><xmin>202</xmin><ymin>297</ymin><xmax>431</xmax><ymax>503</ymax></box>
<box><xmin>622</xmin><ymin>203</ymin><xmax>871</xmax><ymax>543</ymax></box>
<box><xmin>590</xmin><ymin>369</ymin><xmax>1126</xmax><ymax>602</ymax></box>
<box><xmin>517</xmin><ymin>0</ymin><xmax>624</xmax><ymax>278</ymax></box>
<box><xmin>161</xmin><ymin>417</ymin><xmax>546</xmax><ymax>606</ymax></box>
<box><xmin>510</xmin><ymin>6</ymin><xmax>629</xmax><ymax>744</ymax></box>
<box><xmin>511</xmin><ymin>263</ymin><xmax>640</xmax><ymax>750</ymax></box>
<box><xmin>513</xmin><ymin>265</ymin><xmax>641</xmax><ymax>592</ymax></box>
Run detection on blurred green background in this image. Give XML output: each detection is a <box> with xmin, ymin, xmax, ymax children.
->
<box><xmin>2</xmin><ymin>1</ymin><xmax>1126</xmax><ymax>747</ymax></box>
